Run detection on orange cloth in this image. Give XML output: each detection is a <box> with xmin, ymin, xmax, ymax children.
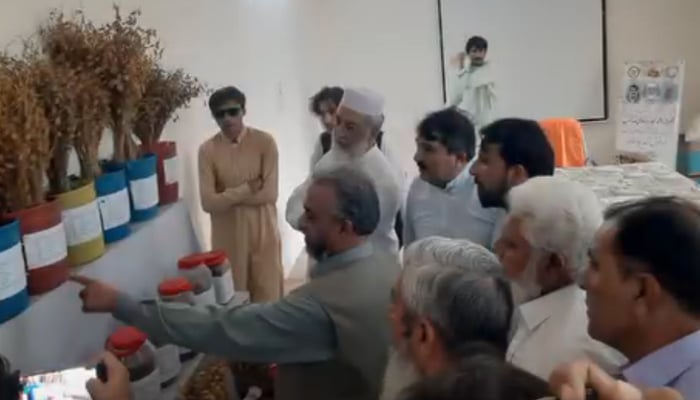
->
<box><xmin>540</xmin><ymin>118</ymin><xmax>587</xmax><ymax>167</ymax></box>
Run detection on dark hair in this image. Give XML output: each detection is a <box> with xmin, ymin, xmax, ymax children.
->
<box><xmin>312</xmin><ymin>167</ymin><xmax>380</xmax><ymax>236</ymax></box>
<box><xmin>399</xmin><ymin>353</ymin><xmax>550</xmax><ymax>400</ymax></box>
<box><xmin>465</xmin><ymin>36</ymin><xmax>488</xmax><ymax>53</ymax></box>
<box><xmin>418</xmin><ymin>109</ymin><xmax>476</xmax><ymax>159</ymax></box>
<box><xmin>480</xmin><ymin>118</ymin><xmax>555</xmax><ymax>178</ymax></box>
<box><xmin>208</xmin><ymin>86</ymin><xmax>246</xmax><ymax>113</ymax></box>
<box><xmin>0</xmin><ymin>355</ymin><xmax>22</xmax><ymax>400</ymax></box>
<box><xmin>310</xmin><ymin>86</ymin><xmax>344</xmax><ymax>116</ymax></box>
<box><xmin>605</xmin><ymin>197</ymin><xmax>700</xmax><ymax>316</ymax></box>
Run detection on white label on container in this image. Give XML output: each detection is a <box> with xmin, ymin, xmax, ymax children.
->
<box><xmin>129</xmin><ymin>174</ymin><xmax>159</xmax><ymax>211</ymax></box>
<box><xmin>194</xmin><ymin>288</ymin><xmax>216</xmax><ymax>306</ymax></box>
<box><xmin>62</xmin><ymin>201</ymin><xmax>103</xmax><ymax>246</ymax></box>
<box><xmin>0</xmin><ymin>243</ymin><xmax>27</xmax><ymax>301</ymax></box>
<box><xmin>98</xmin><ymin>188</ymin><xmax>131</xmax><ymax>230</ymax></box>
<box><xmin>130</xmin><ymin>368</ymin><xmax>161</xmax><ymax>400</ymax></box>
<box><xmin>23</xmin><ymin>223</ymin><xmax>68</xmax><ymax>270</ymax></box>
<box><xmin>163</xmin><ymin>155</ymin><xmax>180</xmax><ymax>185</ymax></box>
<box><xmin>213</xmin><ymin>270</ymin><xmax>235</xmax><ymax>305</ymax></box>
<box><xmin>156</xmin><ymin>344</ymin><xmax>181</xmax><ymax>384</ymax></box>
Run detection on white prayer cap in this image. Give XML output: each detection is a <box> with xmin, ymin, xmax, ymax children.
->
<box><xmin>339</xmin><ymin>87</ymin><xmax>384</xmax><ymax>117</ymax></box>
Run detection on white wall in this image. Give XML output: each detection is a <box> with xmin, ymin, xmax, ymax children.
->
<box><xmin>1</xmin><ymin>0</ymin><xmax>698</xmax><ymax>274</ymax></box>
<box><xmin>584</xmin><ymin>0</ymin><xmax>700</xmax><ymax>163</ymax></box>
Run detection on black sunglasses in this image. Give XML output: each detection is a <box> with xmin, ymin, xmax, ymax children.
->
<box><xmin>214</xmin><ymin>107</ymin><xmax>242</xmax><ymax>119</ymax></box>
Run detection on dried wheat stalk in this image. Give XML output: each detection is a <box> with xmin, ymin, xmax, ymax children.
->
<box><xmin>0</xmin><ymin>56</ymin><xmax>51</xmax><ymax>213</ymax></box>
<box><xmin>134</xmin><ymin>65</ymin><xmax>204</xmax><ymax>151</ymax></box>
<box><xmin>40</xmin><ymin>7</ymin><xmax>159</xmax><ymax>163</ymax></box>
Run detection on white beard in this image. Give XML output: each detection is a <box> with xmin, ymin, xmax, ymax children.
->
<box><xmin>510</xmin><ymin>256</ymin><xmax>543</xmax><ymax>305</ymax></box>
<box><xmin>380</xmin><ymin>345</ymin><xmax>421</xmax><ymax>400</ymax></box>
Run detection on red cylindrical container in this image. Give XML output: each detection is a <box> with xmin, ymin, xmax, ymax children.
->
<box><xmin>153</xmin><ymin>141</ymin><xmax>179</xmax><ymax>205</ymax></box>
<box><xmin>5</xmin><ymin>200</ymin><xmax>69</xmax><ymax>295</ymax></box>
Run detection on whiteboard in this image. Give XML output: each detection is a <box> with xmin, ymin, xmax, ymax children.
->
<box><xmin>438</xmin><ymin>0</ymin><xmax>607</xmax><ymax>121</ymax></box>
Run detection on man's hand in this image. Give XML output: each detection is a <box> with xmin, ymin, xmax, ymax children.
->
<box><xmin>70</xmin><ymin>275</ymin><xmax>120</xmax><ymax>313</ymax></box>
<box><xmin>549</xmin><ymin>359</ymin><xmax>683</xmax><ymax>400</ymax></box>
<box><xmin>248</xmin><ymin>178</ymin><xmax>264</xmax><ymax>192</ymax></box>
<box><xmin>450</xmin><ymin>52</ymin><xmax>466</xmax><ymax>69</ymax></box>
<box><xmin>86</xmin><ymin>352</ymin><xmax>131</xmax><ymax>400</ymax></box>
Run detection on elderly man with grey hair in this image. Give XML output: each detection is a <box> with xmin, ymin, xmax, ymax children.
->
<box><xmin>73</xmin><ymin>167</ymin><xmax>400</xmax><ymax>400</ymax></box>
<box><xmin>402</xmin><ymin>236</ymin><xmax>501</xmax><ymax>273</ymax></box>
<box><xmin>496</xmin><ymin>176</ymin><xmax>625</xmax><ymax>380</ymax></box>
<box><xmin>381</xmin><ymin>236</ymin><xmax>511</xmax><ymax>400</ymax></box>
<box><xmin>287</xmin><ymin>87</ymin><xmax>403</xmax><ymax>255</ymax></box>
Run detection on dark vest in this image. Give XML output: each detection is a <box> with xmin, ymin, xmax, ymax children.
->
<box><xmin>275</xmin><ymin>250</ymin><xmax>401</xmax><ymax>400</ymax></box>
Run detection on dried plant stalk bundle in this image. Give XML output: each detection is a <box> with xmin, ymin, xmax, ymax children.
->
<box><xmin>41</xmin><ymin>6</ymin><xmax>161</xmax><ymax>162</ymax></box>
<box><xmin>134</xmin><ymin>66</ymin><xmax>204</xmax><ymax>151</ymax></box>
<box><xmin>0</xmin><ymin>56</ymin><xmax>51</xmax><ymax>213</ymax></box>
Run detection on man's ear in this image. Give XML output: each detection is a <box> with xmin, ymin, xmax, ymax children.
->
<box><xmin>455</xmin><ymin>151</ymin><xmax>470</xmax><ymax>164</ymax></box>
<box><xmin>418</xmin><ymin>317</ymin><xmax>437</xmax><ymax>345</ymax></box>
<box><xmin>507</xmin><ymin>165</ymin><xmax>529</xmax><ymax>186</ymax></box>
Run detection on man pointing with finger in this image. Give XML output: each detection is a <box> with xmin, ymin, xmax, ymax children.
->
<box><xmin>72</xmin><ymin>167</ymin><xmax>400</xmax><ymax>400</ymax></box>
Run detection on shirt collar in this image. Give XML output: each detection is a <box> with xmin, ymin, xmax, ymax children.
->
<box><xmin>309</xmin><ymin>241</ymin><xmax>374</xmax><ymax>278</ymax></box>
<box><xmin>444</xmin><ymin>159</ymin><xmax>475</xmax><ymax>192</ymax></box>
<box><xmin>218</xmin><ymin>127</ymin><xmax>247</xmax><ymax>145</ymax></box>
<box><xmin>623</xmin><ymin>329</ymin><xmax>700</xmax><ymax>388</ymax></box>
<box><xmin>516</xmin><ymin>285</ymin><xmax>583</xmax><ymax>331</ymax></box>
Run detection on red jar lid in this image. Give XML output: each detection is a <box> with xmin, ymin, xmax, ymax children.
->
<box><xmin>158</xmin><ymin>277</ymin><xmax>193</xmax><ymax>296</ymax></box>
<box><xmin>178</xmin><ymin>253</ymin><xmax>208</xmax><ymax>270</ymax></box>
<box><xmin>203</xmin><ymin>250</ymin><xmax>228</xmax><ymax>267</ymax></box>
<box><xmin>107</xmin><ymin>327</ymin><xmax>147</xmax><ymax>357</ymax></box>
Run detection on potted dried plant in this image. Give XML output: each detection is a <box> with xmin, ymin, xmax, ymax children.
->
<box><xmin>0</xmin><ymin>56</ymin><xmax>51</xmax><ymax>307</ymax></box>
<box><xmin>41</xmin><ymin>7</ymin><xmax>161</xmax><ymax>223</ymax></box>
<box><xmin>10</xmin><ymin>50</ymin><xmax>79</xmax><ymax>293</ymax></box>
<box><xmin>134</xmin><ymin>65</ymin><xmax>204</xmax><ymax>205</ymax></box>
<box><xmin>37</xmin><ymin>12</ymin><xmax>109</xmax><ymax>260</ymax></box>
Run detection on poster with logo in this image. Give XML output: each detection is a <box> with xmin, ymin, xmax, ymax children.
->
<box><xmin>615</xmin><ymin>61</ymin><xmax>685</xmax><ymax>168</ymax></box>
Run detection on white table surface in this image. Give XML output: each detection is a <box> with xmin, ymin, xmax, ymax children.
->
<box><xmin>556</xmin><ymin>162</ymin><xmax>700</xmax><ymax>207</ymax></box>
<box><xmin>0</xmin><ymin>202</ymin><xmax>201</xmax><ymax>374</ymax></box>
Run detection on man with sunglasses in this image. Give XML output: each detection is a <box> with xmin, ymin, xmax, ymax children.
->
<box><xmin>198</xmin><ymin>86</ymin><xmax>282</xmax><ymax>302</ymax></box>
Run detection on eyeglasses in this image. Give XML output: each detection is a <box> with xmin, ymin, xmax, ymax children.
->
<box><xmin>213</xmin><ymin>107</ymin><xmax>242</xmax><ymax>119</ymax></box>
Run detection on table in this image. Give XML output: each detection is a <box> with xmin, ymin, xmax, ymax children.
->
<box><xmin>0</xmin><ymin>202</ymin><xmax>201</xmax><ymax>374</ymax></box>
<box><xmin>556</xmin><ymin>162</ymin><xmax>700</xmax><ymax>207</ymax></box>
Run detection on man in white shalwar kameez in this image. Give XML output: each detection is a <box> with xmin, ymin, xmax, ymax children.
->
<box><xmin>449</xmin><ymin>36</ymin><xmax>496</xmax><ymax>133</ymax></box>
<box><xmin>287</xmin><ymin>88</ymin><xmax>402</xmax><ymax>255</ymax></box>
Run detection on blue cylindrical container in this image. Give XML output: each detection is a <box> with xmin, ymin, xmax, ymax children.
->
<box><xmin>126</xmin><ymin>154</ymin><xmax>160</xmax><ymax>222</ymax></box>
<box><xmin>95</xmin><ymin>166</ymin><xmax>132</xmax><ymax>243</ymax></box>
<box><xmin>0</xmin><ymin>219</ymin><xmax>30</xmax><ymax>323</ymax></box>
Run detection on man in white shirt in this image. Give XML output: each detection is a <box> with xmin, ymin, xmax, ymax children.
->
<box><xmin>308</xmin><ymin>86</ymin><xmax>406</xmax><ymax>245</ymax></box>
<box><xmin>496</xmin><ymin>176</ymin><xmax>625</xmax><ymax>380</ymax></box>
<box><xmin>449</xmin><ymin>36</ymin><xmax>496</xmax><ymax>132</ymax></box>
<box><xmin>288</xmin><ymin>87</ymin><xmax>402</xmax><ymax>255</ymax></box>
<box><xmin>404</xmin><ymin>109</ymin><xmax>501</xmax><ymax>248</ymax></box>
<box><xmin>382</xmin><ymin>237</ymin><xmax>510</xmax><ymax>400</ymax></box>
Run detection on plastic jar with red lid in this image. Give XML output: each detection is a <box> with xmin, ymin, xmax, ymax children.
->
<box><xmin>158</xmin><ymin>277</ymin><xmax>197</xmax><ymax>362</ymax></box>
<box><xmin>203</xmin><ymin>250</ymin><xmax>235</xmax><ymax>304</ymax></box>
<box><xmin>177</xmin><ymin>253</ymin><xmax>215</xmax><ymax>305</ymax></box>
<box><xmin>106</xmin><ymin>326</ymin><xmax>161</xmax><ymax>400</ymax></box>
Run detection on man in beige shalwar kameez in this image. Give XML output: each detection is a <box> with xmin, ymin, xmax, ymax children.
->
<box><xmin>198</xmin><ymin>86</ymin><xmax>282</xmax><ymax>302</ymax></box>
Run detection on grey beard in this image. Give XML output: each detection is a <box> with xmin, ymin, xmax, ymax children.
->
<box><xmin>380</xmin><ymin>345</ymin><xmax>421</xmax><ymax>400</ymax></box>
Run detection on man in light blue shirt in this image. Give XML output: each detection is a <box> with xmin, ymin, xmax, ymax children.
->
<box><xmin>404</xmin><ymin>108</ymin><xmax>502</xmax><ymax>248</ymax></box>
<box><xmin>586</xmin><ymin>197</ymin><xmax>700</xmax><ymax>399</ymax></box>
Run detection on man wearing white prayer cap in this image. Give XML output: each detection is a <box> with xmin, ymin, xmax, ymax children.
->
<box><xmin>287</xmin><ymin>87</ymin><xmax>403</xmax><ymax>258</ymax></box>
